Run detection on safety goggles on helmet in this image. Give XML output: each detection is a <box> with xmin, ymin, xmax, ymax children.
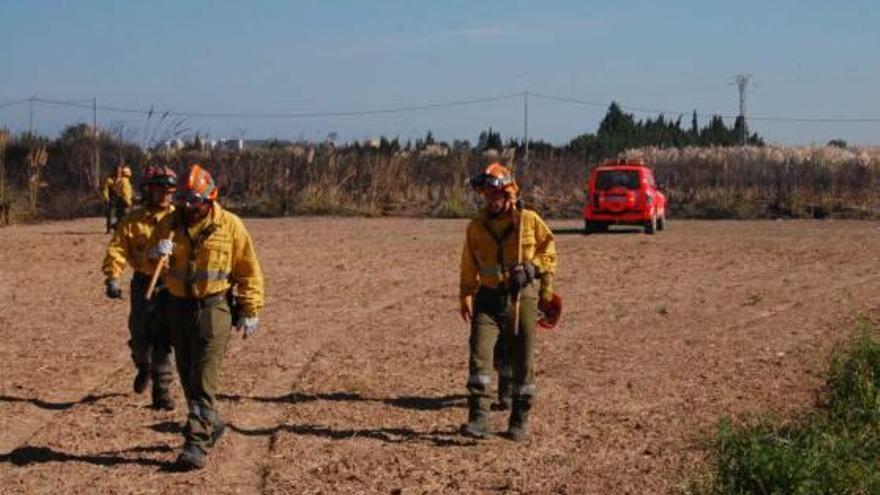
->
<box><xmin>174</xmin><ymin>188</ymin><xmax>210</xmax><ymax>206</ymax></box>
<box><xmin>144</xmin><ymin>166</ymin><xmax>178</xmax><ymax>188</ymax></box>
<box><xmin>469</xmin><ymin>172</ymin><xmax>514</xmax><ymax>190</ymax></box>
<box><xmin>149</xmin><ymin>174</ymin><xmax>178</xmax><ymax>188</ymax></box>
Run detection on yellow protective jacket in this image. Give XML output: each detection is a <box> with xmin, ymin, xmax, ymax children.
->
<box><xmin>460</xmin><ymin>208</ymin><xmax>557</xmax><ymax>303</ymax></box>
<box><xmin>151</xmin><ymin>203</ymin><xmax>264</xmax><ymax>317</ymax></box>
<box><xmin>101</xmin><ymin>175</ymin><xmax>133</xmax><ymax>206</ymax></box>
<box><xmin>115</xmin><ymin>177</ymin><xmax>133</xmax><ymax>207</ymax></box>
<box><xmin>100</xmin><ymin>175</ymin><xmax>115</xmax><ymax>202</ymax></box>
<box><xmin>103</xmin><ymin>206</ymin><xmax>175</xmax><ymax>280</ymax></box>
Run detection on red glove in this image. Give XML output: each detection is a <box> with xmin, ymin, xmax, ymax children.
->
<box><xmin>538</xmin><ymin>293</ymin><xmax>562</xmax><ymax>329</ymax></box>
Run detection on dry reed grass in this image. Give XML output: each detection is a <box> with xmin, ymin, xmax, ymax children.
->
<box><xmin>3</xmin><ymin>141</ymin><xmax>879</xmax><ymax>222</ymax></box>
<box><xmin>623</xmin><ymin>146</ymin><xmax>880</xmax><ymax>218</ymax></box>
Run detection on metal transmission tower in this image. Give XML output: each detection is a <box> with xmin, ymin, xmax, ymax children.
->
<box><xmin>731</xmin><ymin>74</ymin><xmax>753</xmax><ymax>145</ymax></box>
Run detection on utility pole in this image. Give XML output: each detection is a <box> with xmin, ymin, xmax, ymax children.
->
<box><xmin>92</xmin><ymin>97</ymin><xmax>100</xmax><ymax>190</ymax></box>
<box><xmin>523</xmin><ymin>91</ymin><xmax>529</xmax><ymax>165</ymax></box>
<box><xmin>732</xmin><ymin>74</ymin><xmax>752</xmax><ymax>146</ymax></box>
<box><xmin>28</xmin><ymin>96</ymin><xmax>34</xmax><ymax>135</ymax></box>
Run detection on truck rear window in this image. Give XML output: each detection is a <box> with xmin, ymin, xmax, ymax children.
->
<box><xmin>596</xmin><ymin>170</ymin><xmax>640</xmax><ymax>190</ymax></box>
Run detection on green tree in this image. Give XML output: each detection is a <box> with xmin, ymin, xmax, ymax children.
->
<box><xmin>477</xmin><ymin>127</ymin><xmax>503</xmax><ymax>152</ymax></box>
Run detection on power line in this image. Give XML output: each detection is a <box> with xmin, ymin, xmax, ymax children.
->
<box><xmin>747</xmin><ymin>114</ymin><xmax>880</xmax><ymax>123</ymax></box>
<box><xmin>530</xmin><ymin>91</ymin><xmax>688</xmax><ymax>116</ymax></box>
<box><xmin>27</xmin><ymin>93</ymin><xmax>523</xmax><ymax>119</ymax></box>
<box><xmin>530</xmin><ymin>91</ymin><xmax>880</xmax><ymax>123</ymax></box>
<box><xmin>0</xmin><ymin>99</ymin><xmax>29</xmax><ymax>109</ymax></box>
<box><xmin>3</xmin><ymin>92</ymin><xmax>879</xmax><ymax>125</ymax></box>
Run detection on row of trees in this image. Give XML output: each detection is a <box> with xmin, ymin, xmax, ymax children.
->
<box><xmin>222</xmin><ymin>103</ymin><xmax>766</xmax><ymax>159</ymax></box>
<box><xmin>567</xmin><ymin>103</ymin><xmax>763</xmax><ymax>163</ymax></box>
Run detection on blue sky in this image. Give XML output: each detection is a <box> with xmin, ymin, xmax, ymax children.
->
<box><xmin>1</xmin><ymin>0</ymin><xmax>878</xmax><ymax>145</ymax></box>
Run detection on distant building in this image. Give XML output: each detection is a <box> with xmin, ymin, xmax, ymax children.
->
<box><xmin>163</xmin><ymin>138</ymin><xmax>185</xmax><ymax>151</ymax></box>
<box><xmin>219</xmin><ymin>138</ymin><xmax>244</xmax><ymax>151</ymax></box>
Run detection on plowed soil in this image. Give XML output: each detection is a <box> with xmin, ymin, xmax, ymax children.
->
<box><xmin>2</xmin><ymin>217</ymin><xmax>879</xmax><ymax>494</ymax></box>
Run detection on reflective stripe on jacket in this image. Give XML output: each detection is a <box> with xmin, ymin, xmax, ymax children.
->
<box><xmin>460</xmin><ymin>208</ymin><xmax>557</xmax><ymax>303</ymax></box>
<box><xmin>103</xmin><ymin>206</ymin><xmax>174</xmax><ymax>279</ymax></box>
<box><xmin>151</xmin><ymin>203</ymin><xmax>264</xmax><ymax>317</ymax></box>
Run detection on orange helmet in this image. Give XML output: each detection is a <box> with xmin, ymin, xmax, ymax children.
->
<box><xmin>176</xmin><ymin>164</ymin><xmax>218</xmax><ymax>203</ymax></box>
<box><xmin>469</xmin><ymin>163</ymin><xmax>519</xmax><ymax>197</ymax></box>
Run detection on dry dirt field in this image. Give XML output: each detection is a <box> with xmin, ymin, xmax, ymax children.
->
<box><xmin>1</xmin><ymin>217</ymin><xmax>879</xmax><ymax>494</ymax></box>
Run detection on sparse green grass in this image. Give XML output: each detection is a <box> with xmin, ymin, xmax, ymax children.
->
<box><xmin>431</xmin><ymin>192</ymin><xmax>474</xmax><ymax>218</ymax></box>
<box><xmin>689</xmin><ymin>318</ymin><xmax>880</xmax><ymax>494</ymax></box>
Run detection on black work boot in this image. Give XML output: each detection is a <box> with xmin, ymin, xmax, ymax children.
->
<box><xmin>208</xmin><ymin>419</ymin><xmax>226</xmax><ymax>448</ymax></box>
<box><xmin>506</xmin><ymin>396</ymin><xmax>531</xmax><ymax>442</ymax></box>
<box><xmin>133</xmin><ymin>367</ymin><xmax>150</xmax><ymax>394</ymax></box>
<box><xmin>175</xmin><ymin>443</ymin><xmax>206</xmax><ymax>471</ymax></box>
<box><xmin>493</xmin><ymin>374</ymin><xmax>513</xmax><ymax>411</ymax></box>
<box><xmin>460</xmin><ymin>398</ymin><xmax>490</xmax><ymax>439</ymax></box>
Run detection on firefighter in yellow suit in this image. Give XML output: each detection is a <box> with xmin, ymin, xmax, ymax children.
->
<box><xmin>148</xmin><ymin>164</ymin><xmax>264</xmax><ymax>470</ymax></box>
<box><xmin>459</xmin><ymin>163</ymin><xmax>558</xmax><ymax>441</ymax></box>
<box><xmin>102</xmin><ymin>166</ymin><xmax>178</xmax><ymax>410</ymax></box>
<box><xmin>101</xmin><ymin>164</ymin><xmax>133</xmax><ymax>233</ymax></box>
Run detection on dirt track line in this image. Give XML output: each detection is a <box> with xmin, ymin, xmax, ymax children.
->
<box><xmin>0</xmin><ymin>356</ymin><xmax>131</xmax><ymax>458</ymax></box>
<box><xmin>254</xmin><ymin>348</ymin><xmax>323</xmax><ymax>495</ymax></box>
<box><xmin>253</xmin><ymin>282</ymin><xmax>441</xmax><ymax>494</ymax></box>
<box><xmin>214</xmin><ymin>334</ymin><xmax>327</xmax><ymax>495</ymax></box>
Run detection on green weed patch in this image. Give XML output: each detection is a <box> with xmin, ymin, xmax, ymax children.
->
<box><xmin>692</xmin><ymin>319</ymin><xmax>880</xmax><ymax>494</ymax></box>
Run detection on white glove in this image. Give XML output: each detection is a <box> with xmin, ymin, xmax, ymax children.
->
<box><xmin>157</xmin><ymin>239</ymin><xmax>174</xmax><ymax>256</ymax></box>
<box><xmin>149</xmin><ymin>239</ymin><xmax>174</xmax><ymax>260</ymax></box>
<box><xmin>235</xmin><ymin>316</ymin><xmax>259</xmax><ymax>338</ymax></box>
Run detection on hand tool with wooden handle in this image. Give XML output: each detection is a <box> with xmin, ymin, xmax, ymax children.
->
<box><xmin>512</xmin><ymin>205</ymin><xmax>524</xmax><ymax>336</ymax></box>
<box><xmin>146</xmin><ymin>230</ymin><xmax>174</xmax><ymax>301</ymax></box>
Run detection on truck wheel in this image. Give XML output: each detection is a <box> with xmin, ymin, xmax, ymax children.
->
<box><xmin>644</xmin><ymin>215</ymin><xmax>657</xmax><ymax>235</ymax></box>
<box><xmin>657</xmin><ymin>214</ymin><xmax>666</xmax><ymax>231</ymax></box>
<box><xmin>585</xmin><ymin>221</ymin><xmax>608</xmax><ymax>234</ymax></box>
